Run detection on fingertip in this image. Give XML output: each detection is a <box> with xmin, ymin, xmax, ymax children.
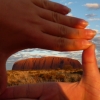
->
<box><xmin>75</xmin><ymin>19</ymin><xmax>88</xmax><ymax>29</ymax></box>
<box><xmin>82</xmin><ymin>44</ymin><xmax>96</xmax><ymax>62</ymax></box>
<box><xmin>62</xmin><ymin>6</ymin><xmax>71</xmax><ymax>14</ymax></box>
<box><xmin>80</xmin><ymin>19</ymin><xmax>88</xmax><ymax>27</ymax></box>
<box><xmin>83</xmin><ymin>44</ymin><xmax>95</xmax><ymax>56</ymax></box>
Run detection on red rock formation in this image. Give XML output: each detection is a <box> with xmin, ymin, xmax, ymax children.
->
<box><xmin>12</xmin><ymin>57</ymin><xmax>82</xmax><ymax>70</ymax></box>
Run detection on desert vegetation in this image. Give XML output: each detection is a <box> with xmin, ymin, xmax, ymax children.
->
<box><xmin>8</xmin><ymin>61</ymin><xmax>100</xmax><ymax>87</ymax></box>
<box><xmin>7</xmin><ymin>68</ymin><xmax>83</xmax><ymax>86</ymax></box>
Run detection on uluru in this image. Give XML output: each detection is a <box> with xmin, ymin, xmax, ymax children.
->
<box><xmin>12</xmin><ymin>57</ymin><xmax>82</xmax><ymax>70</ymax></box>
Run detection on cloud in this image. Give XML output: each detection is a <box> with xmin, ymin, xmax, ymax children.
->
<box><xmin>67</xmin><ymin>13</ymin><xmax>73</xmax><ymax>16</ymax></box>
<box><xmin>85</xmin><ymin>14</ymin><xmax>97</xmax><ymax>18</ymax></box>
<box><xmin>88</xmin><ymin>18</ymin><xmax>100</xmax><ymax>21</ymax></box>
<box><xmin>93</xmin><ymin>37</ymin><xmax>100</xmax><ymax>54</ymax></box>
<box><xmin>84</xmin><ymin>3</ymin><xmax>100</xmax><ymax>9</ymax></box>
<box><xmin>65</xmin><ymin>2</ymin><xmax>73</xmax><ymax>6</ymax></box>
<box><xmin>93</xmin><ymin>36</ymin><xmax>100</xmax><ymax>44</ymax></box>
<box><xmin>96</xmin><ymin>25</ymin><xmax>100</xmax><ymax>27</ymax></box>
<box><xmin>85</xmin><ymin>14</ymin><xmax>100</xmax><ymax>21</ymax></box>
<box><xmin>68</xmin><ymin>2</ymin><xmax>73</xmax><ymax>5</ymax></box>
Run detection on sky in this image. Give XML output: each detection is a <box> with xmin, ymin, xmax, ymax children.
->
<box><xmin>6</xmin><ymin>0</ymin><xmax>100</xmax><ymax>70</ymax></box>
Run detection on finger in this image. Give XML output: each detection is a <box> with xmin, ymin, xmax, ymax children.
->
<box><xmin>0</xmin><ymin>84</ymin><xmax>43</xmax><ymax>99</ymax></box>
<box><xmin>0</xmin><ymin>60</ymin><xmax>7</xmax><ymax>95</ymax></box>
<box><xmin>11</xmin><ymin>98</ymin><xmax>38</xmax><ymax>100</ymax></box>
<box><xmin>32</xmin><ymin>0</ymin><xmax>71</xmax><ymax>15</ymax></box>
<box><xmin>82</xmin><ymin>44</ymin><xmax>100</xmax><ymax>77</ymax></box>
<box><xmin>0</xmin><ymin>83</ymin><xmax>58</xmax><ymax>99</ymax></box>
<box><xmin>40</xmin><ymin>19</ymin><xmax>96</xmax><ymax>39</ymax></box>
<box><xmin>38</xmin><ymin>8</ymin><xmax>88</xmax><ymax>29</ymax></box>
<box><xmin>7</xmin><ymin>98</ymin><xmax>38</xmax><ymax>100</ymax></box>
<box><xmin>29</xmin><ymin>32</ymin><xmax>93</xmax><ymax>51</ymax></box>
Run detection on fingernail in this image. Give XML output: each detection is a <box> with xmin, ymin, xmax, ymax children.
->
<box><xmin>86</xmin><ymin>30</ymin><xmax>97</xmax><ymax>37</ymax></box>
<box><xmin>82</xmin><ymin>40</ymin><xmax>93</xmax><ymax>46</ymax></box>
<box><xmin>63</xmin><ymin>6</ymin><xmax>71</xmax><ymax>14</ymax></box>
<box><xmin>78</xmin><ymin>19</ymin><xmax>88</xmax><ymax>28</ymax></box>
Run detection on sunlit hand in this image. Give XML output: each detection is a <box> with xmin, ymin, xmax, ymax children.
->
<box><xmin>1</xmin><ymin>44</ymin><xmax>100</xmax><ymax>100</ymax></box>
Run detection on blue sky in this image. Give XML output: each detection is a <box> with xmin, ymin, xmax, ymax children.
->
<box><xmin>6</xmin><ymin>0</ymin><xmax>100</xmax><ymax>70</ymax></box>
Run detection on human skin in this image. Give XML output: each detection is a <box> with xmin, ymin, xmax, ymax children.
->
<box><xmin>0</xmin><ymin>0</ymin><xmax>96</xmax><ymax>97</ymax></box>
<box><xmin>1</xmin><ymin>45</ymin><xmax>100</xmax><ymax>100</ymax></box>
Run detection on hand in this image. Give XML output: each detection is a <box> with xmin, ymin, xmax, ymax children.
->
<box><xmin>0</xmin><ymin>0</ymin><xmax>96</xmax><ymax>58</ymax></box>
<box><xmin>1</xmin><ymin>44</ymin><xmax>100</xmax><ymax>100</ymax></box>
<box><xmin>0</xmin><ymin>0</ymin><xmax>96</xmax><ymax>96</ymax></box>
<box><xmin>0</xmin><ymin>0</ymin><xmax>86</xmax><ymax>94</ymax></box>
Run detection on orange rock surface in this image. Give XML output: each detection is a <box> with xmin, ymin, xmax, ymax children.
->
<box><xmin>12</xmin><ymin>57</ymin><xmax>82</xmax><ymax>70</ymax></box>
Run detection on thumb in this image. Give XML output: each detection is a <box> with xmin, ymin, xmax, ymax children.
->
<box><xmin>82</xmin><ymin>44</ymin><xmax>99</xmax><ymax>77</ymax></box>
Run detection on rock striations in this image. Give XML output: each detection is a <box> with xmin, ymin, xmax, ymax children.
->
<box><xmin>12</xmin><ymin>57</ymin><xmax>82</xmax><ymax>70</ymax></box>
